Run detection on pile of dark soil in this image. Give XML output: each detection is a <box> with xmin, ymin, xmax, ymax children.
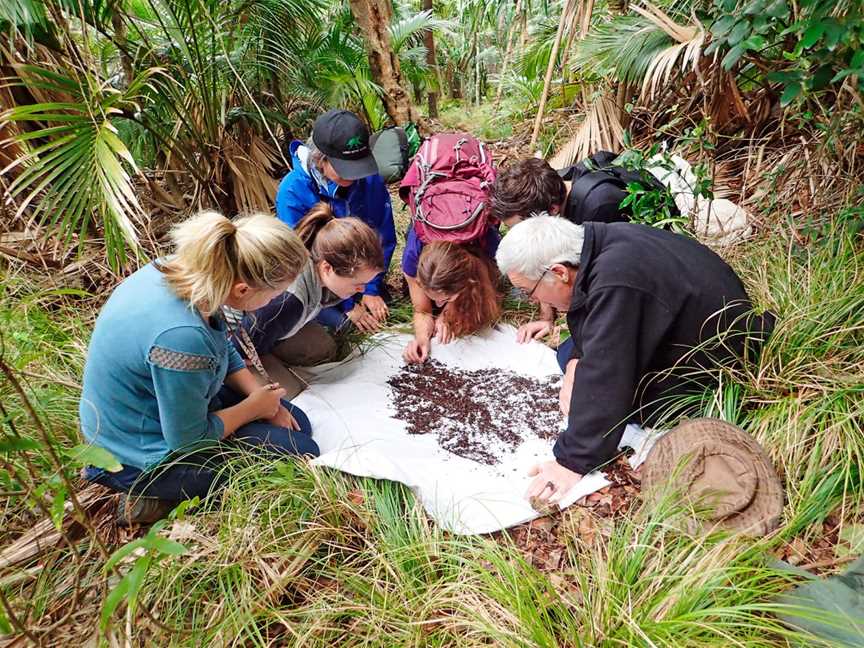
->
<box><xmin>387</xmin><ymin>360</ymin><xmax>562</xmax><ymax>465</ymax></box>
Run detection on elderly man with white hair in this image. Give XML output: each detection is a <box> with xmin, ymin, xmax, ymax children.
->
<box><xmin>496</xmin><ymin>216</ymin><xmax>775</xmax><ymax>504</ymax></box>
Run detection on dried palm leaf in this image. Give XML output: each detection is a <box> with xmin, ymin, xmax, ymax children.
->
<box><xmin>630</xmin><ymin>1</ymin><xmax>696</xmax><ymax>43</ymax></box>
<box><xmin>631</xmin><ymin>2</ymin><xmax>705</xmax><ymax>99</ymax></box>
<box><xmin>549</xmin><ymin>91</ymin><xmax>624</xmax><ymax>168</ymax></box>
<box><xmin>223</xmin><ymin>129</ymin><xmax>280</xmax><ymax>215</ymax></box>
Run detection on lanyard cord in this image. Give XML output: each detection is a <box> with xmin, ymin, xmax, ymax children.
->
<box><xmin>224</xmin><ymin>309</ymin><xmax>310</xmax><ymax>394</ymax></box>
<box><xmin>227</xmin><ymin>314</ymin><xmax>274</xmax><ymax>384</ymax></box>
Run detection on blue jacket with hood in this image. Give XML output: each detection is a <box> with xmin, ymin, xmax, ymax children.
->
<box><xmin>275</xmin><ymin>141</ymin><xmax>395</xmax><ymax>302</ymax></box>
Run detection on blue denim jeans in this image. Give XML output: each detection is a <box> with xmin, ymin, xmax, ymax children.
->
<box><xmin>84</xmin><ymin>386</ymin><xmax>319</xmax><ymax>501</ymax></box>
<box><xmin>557</xmin><ymin>337</ymin><xmax>576</xmax><ymax>372</ymax></box>
<box><xmin>315</xmin><ymin>305</ymin><xmax>349</xmax><ymax>331</ymax></box>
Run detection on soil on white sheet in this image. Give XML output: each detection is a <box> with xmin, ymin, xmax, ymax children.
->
<box><xmin>387</xmin><ymin>360</ymin><xmax>563</xmax><ymax>465</ymax></box>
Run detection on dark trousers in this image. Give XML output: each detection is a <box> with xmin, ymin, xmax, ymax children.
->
<box><xmin>85</xmin><ymin>387</ymin><xmax>319</xmax><ymax>501</ymax></box>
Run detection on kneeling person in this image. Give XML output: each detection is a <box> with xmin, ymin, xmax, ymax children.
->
<box><xmin>240</xmin><ymin>202</ymin><xmax>385</xmax><ymax>394</ymax></box>
<box><xmin>79</xmin><ymin>212</ymin><xmax>319</xmax><ymax>524</ymax></box>
<box><xmin>496</xmin><ymin>217</ymin><xmax>774</xmax><ymax>504</ymax></box>
<box><xmin>403</xmin><ymin>242</ymin><xmax>502</xmax><ymax>364</ymax></box>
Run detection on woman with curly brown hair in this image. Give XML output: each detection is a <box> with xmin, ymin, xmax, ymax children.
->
<box><xmin>403</xmin><ymin>242</ymin><xmax>502</xmax><ymax>364</ymax></box>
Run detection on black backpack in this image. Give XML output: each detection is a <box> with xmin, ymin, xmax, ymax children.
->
<box><xmin>560</xmin><ymin>151</ymin><xmax>679</xmax><ymax>223</ymax></box>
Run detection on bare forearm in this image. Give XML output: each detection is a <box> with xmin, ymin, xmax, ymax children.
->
<box><xmin>215</xmin><ymin>400</ymin><xmax>259</xmax><ymax>438</ymax></box>
<box><xmin>565</xmin><ymin>358</ymin><xmax>578</xmax><ymax>383</ymax></box>
<box><xmin>225</xmin><ymin>367</ymin><xmax>260</xmax><ymax>397</ymax></box>
<box><xmin>540</xmin><ymin>303</ymin><xmax>556</xmax><ymax>322</ymax></box>
<box><xmin>406</xmin><ymin>274</ymin><xmax>435</xmax><ymax>342</ymax></box>
<box><xmin>218</xmin><ymin>369</ymin><xmax>277</xmax><ymax>437</ymax></box>
<box><xmin>413</xmin><ymin>311</ymin><xmax>435</xmax><ymax>343</ymax></box>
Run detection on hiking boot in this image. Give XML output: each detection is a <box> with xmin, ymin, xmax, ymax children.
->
<box><xmin>116</xmin><ymin>493</ymin><xmax>178</xmax><ymax>527</ymax></box>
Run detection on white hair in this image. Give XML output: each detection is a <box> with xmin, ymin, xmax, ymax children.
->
<box><xmin>306</xmin><ymin>136</ymin><xmax>326</xmax><ymax>167</ymax></box>
<box><xmin>495</xmin><ymin>215</ymin><xmax>585</xmax><ymax>279</ymax></box>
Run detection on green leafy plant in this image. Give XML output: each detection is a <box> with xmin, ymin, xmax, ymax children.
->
<box><xmin>706</xmin><ymin>0</ymin><xmax>864</xmax><ymax>106</ymax></box>
<box><xmin>101</xmin><ymin>518</ymin><xmax>188</xmax><ymax>630</ymax></box>
<box><xmin>619</xmin><ymin>178</ymin><xmax>689</xmax><ymax>231</ymax></box>
<box><xmin>614</xmin><ymin>134</ymin><xmax>704</xmax><ymax>233</ymax></box>
<box><xmin>1</xmin><ymin>65</ymin><xmax>156</xmax><ymax>266</ymax></box>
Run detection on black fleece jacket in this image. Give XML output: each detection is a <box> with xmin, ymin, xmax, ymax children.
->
<box><xmin>555</xmin><ymin>222</ymin><xmax>774</xmax><ymax>475</ymax></box>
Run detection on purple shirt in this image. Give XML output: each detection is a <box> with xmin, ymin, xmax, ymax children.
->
<box><xmin>401</xmin><ymin>225</ymin><xmax>501</xmax><ymax>277</ymax></box>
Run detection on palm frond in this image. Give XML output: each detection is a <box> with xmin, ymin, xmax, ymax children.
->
<box><xmin>0</xmin><ymin>0</ymin><xmax>48</xmax><ymax>33</ymax></box>
<box><xmin>517</xmin><ymin>17</ymin><xmax>559</xmax><ymax>80</ymax></box>
<box><xmin>1</xmin><ymin>65</ymin><xmax>154</xmax><ymax>266</ymax></box>
<box><xmin>548</xmin><ymin>90</ymin><xmax>624</xmax><ymax>168</ymax></box>
<box><xmin>570</xmin><ymin>3</ymin><xmax>707</xmax><ymax>97</ymax></box>
<box><xmin>630</xmin><ymin>1</ymin><xmax>706</xmax><ymax>99</ymax></box>
<box><xmin>223</xmin><ymin>127</ymin><xmax>280</xmax><ymax>214</ymax></box>
<box><xmin>388</xmin><ymin>9</ymin><xmax>452</xmax><ymax>54</ymax></box>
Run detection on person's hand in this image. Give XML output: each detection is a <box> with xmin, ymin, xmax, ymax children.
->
<box><xmin>525</xmin><ymin>460</ymin><xmax>583</xmax><ymax>505</ymax></box>
<box><xmin>559</xmin><ymin>358</ymin><xmax>577</xmax><ymax>416</ymax></box>
<box><xmin>361</xmin><ymin>294</ymin><xmax>389</xmax><ymax>322</ymax></box>
<box><xmin>267</xmin><ymin>403</ymin><xmax>300</xmax><ymax>431</ymax></box>
<box><xmin>516</xmin><ymin>319</ymin><xmax>553</xmax><ymax>344</ymax></box>
<box><xmin>403</xmin><ymin>338</ymin><xmax>431</xmax><ymax>364</ymax></box>
<box><xmin>347</xmin><ymin>303</ymin><xmax>381</xmax><ymax>333</ymax></box>
<box><xmin>434</xmin><ymin>318</ymin><xmax>453</xmax><ymax>344</ymax></box>
<box><xmin>246</xmin><ymin>383</ymin><xmax>287</xmax><ymax>420</ymax></box>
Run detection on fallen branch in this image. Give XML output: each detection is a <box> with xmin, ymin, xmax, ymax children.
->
<box><xmin>0</xmin><ymin>483</ymin><xmax>111</xmax><ymax>572</ymax></box>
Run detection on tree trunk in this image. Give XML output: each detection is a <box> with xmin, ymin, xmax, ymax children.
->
<box><xmin>423</xmin><ymin>0</ymin><xmax>439</xmax><ymax>118</ymax></box>
<box><xmin>518</xmin><ymin>10</ymin><xmax>528</xmax><ymax>51</ymax></box>
<box><xmin>474</xmin><ymin>33</ymin><xmax>481</xmax><ymax>106</ymax></box>
<box><xmin>495</xmin><ymin>0</ymin><xmax>524</xmax><ymax>108</ymax></box>
<box><xmin>348</xmin><ymin>0</ymin><xmax>418</xmax><ymax>126</ymax></box>
<box><xmin>110</xmin><ymin>12</ymin><xmax>135</xmax><ymax>86</ymax></box>
<box><xmin>448</xmin><ymin>67</ymin><xmax>462</xmax><ymax>99</ymax></box>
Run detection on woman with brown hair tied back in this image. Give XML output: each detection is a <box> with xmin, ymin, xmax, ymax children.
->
<box><xmin>402</xmin><ymin>242</ymin><xmax>502</xmax><ymax>364</ymax></box>
<box><xmin>79</xmin><ymin>211</ymin><xmax>317</xmax><ymax>526</ymax></box>
<box><xmin>238</xmin><ymin>202</ymin><xmax>385</xmax><ymax>396</ymax></box>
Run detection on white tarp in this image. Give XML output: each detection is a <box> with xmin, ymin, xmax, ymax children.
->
<box><xmin>293</xmin><ymin>325</ymin><xmax>654</xmax><ymax>535</ymax></box>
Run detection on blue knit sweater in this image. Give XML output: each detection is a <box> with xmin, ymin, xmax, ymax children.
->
<box><xmin>79</xmin><ymin>263</ymin><xmax>245</xmax><ymax>470</ymax></box>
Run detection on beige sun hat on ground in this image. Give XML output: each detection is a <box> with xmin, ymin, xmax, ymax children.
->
<box><xmin>642</xmin><ymin>418</ymin><xmax>784</xmax><ymax>537</ymax></box>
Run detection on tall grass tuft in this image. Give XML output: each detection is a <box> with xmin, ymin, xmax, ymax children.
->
<box><xmin>654</xmin><ymin>224</ymin><xmax>863</xmax><ymax>534</ymax></box>
<box><xmin>737</xmin><ymin>227</ymin><xmax>862</xmax><ymax>531</ymax></box>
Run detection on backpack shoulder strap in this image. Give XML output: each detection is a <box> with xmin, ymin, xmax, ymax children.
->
<box><xmin>395</xmin><ymin>126</ymin><xmax>408</xmax><ymax>150</ymax></box>
<box><xmin>567</xmin><ymin>170</ymin><xmax>627</xmax><ymax>221</ymax></box>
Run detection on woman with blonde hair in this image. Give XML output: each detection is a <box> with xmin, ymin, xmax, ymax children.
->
<box><xmin>238</xmin><ymin>202</ymin><xmax>385</xmax><ymax>397</ymax></box>
<box><xmin>403</xmin><ymin>242</ymin><xmax>502</xmax><ymax>364</ymax></box>
<box><xmin>79</xmin><ymin>211</ymin><xmax>317</xmax><ymax>525</ymax></box>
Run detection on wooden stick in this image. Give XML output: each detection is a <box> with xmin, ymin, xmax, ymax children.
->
<box><xmin>0</xmin><ymin>484</ymin><xmax>107</xmax><ymax>571</ymax></box>
<box><xmin>529</xmin><ymin>0</ymin><xmax>575</xmax><ymax>150</ymax></box>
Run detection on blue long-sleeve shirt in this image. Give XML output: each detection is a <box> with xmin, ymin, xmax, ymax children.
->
<box><xmin>79</xmin><ymin>263</ymin><xmax>246</xmax><ymax>470</ymax></box>
<box><xmin>275</xmin><ymin>141</ymin><xmax>395</xmax><ymax>304</ymax></box>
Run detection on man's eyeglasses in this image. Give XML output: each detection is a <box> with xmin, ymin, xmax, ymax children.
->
<box><xmin>516</xmin><ymin>267</ymin><xmax>550</xmax><ymax>301</ymax></box>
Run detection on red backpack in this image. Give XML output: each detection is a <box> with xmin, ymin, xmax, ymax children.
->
<box><xmin>399</xmin><ymin>133</ymin><xmax>497</xmax><ymax>244</ymax></box>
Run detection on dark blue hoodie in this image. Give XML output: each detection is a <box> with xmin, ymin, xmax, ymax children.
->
<box><xmin>275</xmin><ymin>140</ymin><xmax>396</xmax><ymax>302</ymax></box>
